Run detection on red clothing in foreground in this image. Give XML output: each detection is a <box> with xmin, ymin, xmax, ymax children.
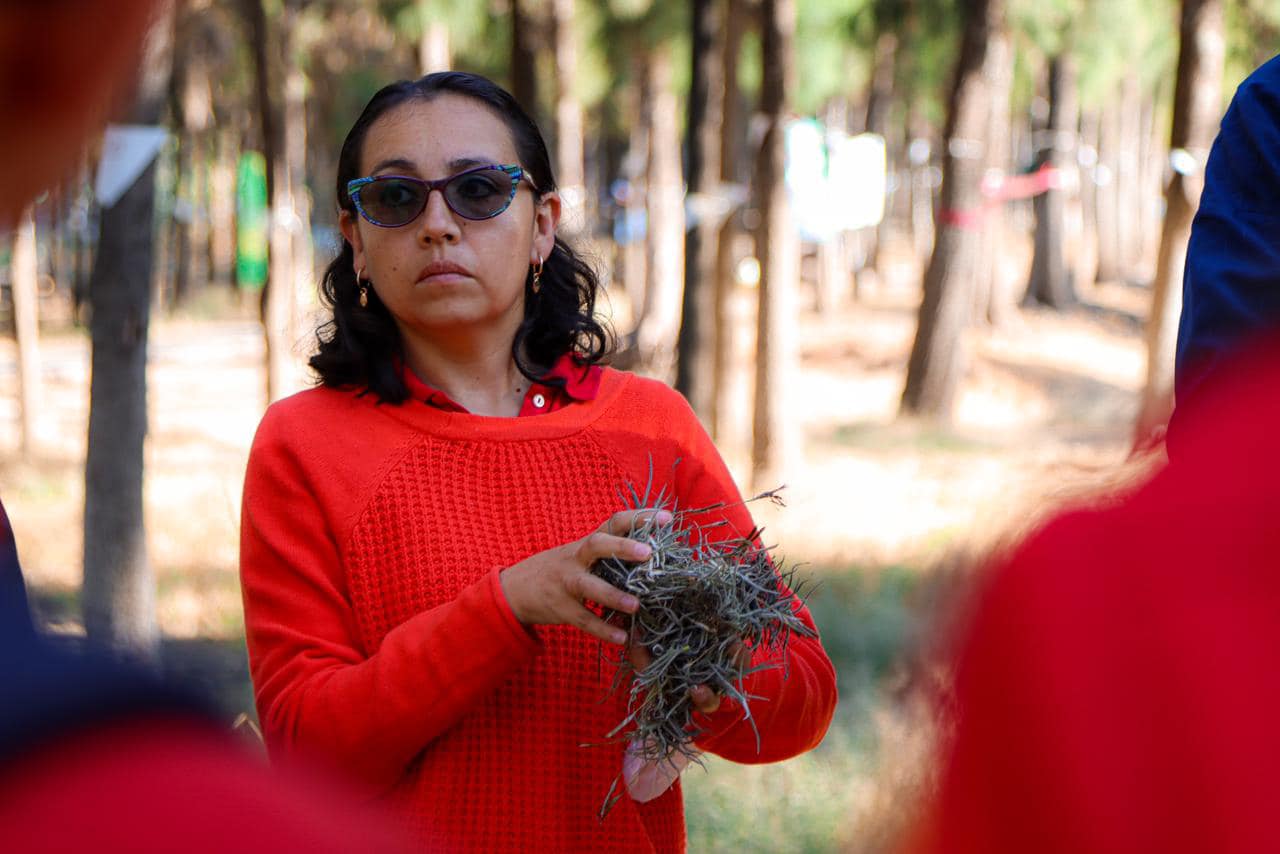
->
<box><xmin>0</xmin><ymin>717</ymin><xmax>413</xmax><ymax>853</ymax></box>
<box><xmin>240</xmin><ymin>368</ymin><xmax>836</xmax><ymax>852</ymax></box>
<box><xmin>920</xmin><ymin>341</ymin><xmax>1280</xmax><ymax>853</ymax></box>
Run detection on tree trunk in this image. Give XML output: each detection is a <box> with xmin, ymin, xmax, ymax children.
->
<box><xmin>864</xmin><ymin>28</ymin><xmax>897</xmax><ymax>279</ymax></box>
<box><xmin>619</xmin><ymin>77</ymin><xmax>648</xmax><ymax>328</ymax></box>
<box><xmin>83</xmin><ymin>2</ymin><xmax>173</xmax><ymax>660</ymax></box>
<box><xmin>1136</xmin><ymin>90</ymin><xmax>1162</xmax><ymax>278</ymax></box>
<box><xmin>551</xmin><ymin>0</ymin><xmax>586</xmax><ymax>233</ymax></box>
<box><xmin>719</xmin><ymin>0</ymin><xmax>751</xmax><ymax>188</ymax></box>
<box><xmin>818</xmin><ymin>102</ymin><xmax>851</xmax><ymax>312</ymax></box>
<box><xmin>974</xmin><ymin>26</ymin><xmax>1012</xmax><ymax>325</ymax></box>
<box><xmin>510</xmin><ymin>0</ymin><xmax>540</xmax><ymax>120</ymax></box>
<box><xmin>210</xmin><ymin>127</ymin><xmax>237</xmax><ymax>288</ymax></box>
<box><xmin>152</xmin><ymin>140</ymin><xmax>174</xmax><ymax>315</ymax></box>
<box><xmin>242</xmin><ymin>0</ymin><xmax>304</xmax><ymax>403</ymax></box>
<box><xmin>241</xmin><ymin>0</ymin><xmax>276</xmax><ymax>330</ymax></box>
<box><xmin>73</xmin><ymin>152</ymin><xmax>94</xmax><ymax>317</ymax></box>
<box><xmin>900</xmin><ymin>0</ymin><xmax>934</xmax><ymax>268</ymax></box>
<box><xmin>676</xmin><ymin>0</ymin><xmax>725</xmax><ymax>424</ymax></box>
<box><xmin>752</xmin><ymin>0</ymin><xmax>801</xmax><ymax>488</ymax></box>
<box><xmin>419</xmin><ymin>1</ymin><xmax>451</xmax><ymax>73</ymax></box>
<box><xmin>264</xmin><ymin>135</ymin><xmax>291</xmax><ymax>402</ymax></box>
<box><xmin>900</xmin><ymin>0</ymin><xmax>1006</xmax><ymax>421</ymax></box>
<box><xmin>172</xmin><ymin>49</ymin><xmax>212</xmax><ymax>308</ymax></box>
<box><xmin>168</xmin><ymin>35</ymin><xmax>190</xmax><ymax>309</ymax></box>
<box><xmin>11</xmin><ymin>207</ymin><xmax>41</xmax><ymax>458</ymax></box>
<box><xmin>187</xmin><ymin>130</ymin><xmax>210</xmax><ymax>299</ymax></box>
<box><xmin>1024</xmin><ymin>54</ymin><xmax>1077</xmax><ymax>308</ymax></box>
<box><xmin>907</xmin><ymin>107</ymin><xmax>934</xmax><ymax>268</ymax></box>
<box><xmin>636</xmin><ymin>47</ymin><xmax>685</xmax><ymax>380</ymax></box>
<box><xmin>1093</xmin><ymin>99</ymin><xmax>1121</xmax><ymax>283</ymax></box>
<box><xmin>266</xmin><ymin>8</ymin><xmax>308</xmax><ymax>404</ymax></box>
<box><xmin>240</xmin><ymin>0</ymin><xmax>276</xmax><ymax>203</ymax></box>
<box><xmin>51</xmin><ymin>184</ymin><xmax>74</xmax><ymax>304</ymax></box>
<box><xmin>1134</xmin><ymin>0</ymin><xmax>1225</xmax><ymax>446</ymax></box>
<box><xmin>1076</xmin><ymin>108</ymin><xmax>1100</xmax><ymax>292</ymax></box>
<box><xmin>1115</xmin><ymin>74</ymin><xmax>1142</xmax><ymax>282</ymax></box>
<box><xmin>711</xmin><ymin>0</ymin><xmax>749</xmax><ymax>443</ymax></box>
<box><xmin>865</xmin><ymin>30</ymin><xmax>897</xmax><ymax>140</ymax></box>
<box><xmin>816</xmin><ymin>231</ymin><xmax>848</xmax><ymax>313</ymax></box>
<box><xmin>169</xmin><ymin>141</ymin><xmax>196</xmax><ymax>308</ymax></box>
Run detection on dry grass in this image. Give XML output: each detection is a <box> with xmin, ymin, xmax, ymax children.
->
<box><xmin>589</xmin><ymin>483</ymin><xmax>815</xmax><ymax>816</ymax></box>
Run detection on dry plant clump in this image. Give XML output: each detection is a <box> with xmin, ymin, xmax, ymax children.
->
<box><xmin>588</xmin><ymin>473</ymin><xmax>816</xmax><ymax>817</ymax></box>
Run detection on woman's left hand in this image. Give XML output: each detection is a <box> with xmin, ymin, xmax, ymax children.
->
<box><xmin>626</xmin><ymin>641</ymin><xmax>752</xmax><ymax>715</ymax></box>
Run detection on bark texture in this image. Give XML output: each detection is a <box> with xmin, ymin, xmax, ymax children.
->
<box><xmin>83</xmin><ymin>3</ymin><xmax>174</xmax><ymax>659</ymax></box>
<box><xmin>752</xmin><ymin>0</ymin><xmax>801</xmax><ymax>487</ymax></box>
<box><xmin>900</xmin><ymin>0</ymin><xmax>1006</xmax><ymax>420</ymax></box>
<box><xmin>1024</xmin><ymin>55</ymin><xmax>1078</xmax><ymax>308</ymax></box>
<box><xmin>676</xmin><ymin>0</ymin><xmax>725</xmax><ymax>424</ymax></box>
<box><xmin>510</xmin><ymin>0</ymin><xmax>540</xmax><ymax>120</ymax></box>
<box><xmin>636</xmin><ymin>47</ymin><xmax>685</xmax><ymax>380</ymax></box>
<box><xmin>711</xmin><ymin>0</ymin><xmax>749</xmax><ymax>442</ymax></box>
<box><xmin>11</xmin><ymin>207</ymin><xmax>40</xmax><ymax>458</ymax></box>
<box><xmin>1135</xmin><ymin>0</ymin><xmax>1225</xmax><ymax>445</ymax></box>
<box><xmin>551</xmin><ymin>0</ymin><xmax>586</xmax><ymax>232</ymax></box>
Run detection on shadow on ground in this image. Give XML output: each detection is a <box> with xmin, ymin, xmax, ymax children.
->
<box><xmin>30</xmin><ymin>585</ymin><xmax>257</xmax><ymax>725</ymax></box>
<box><xmin>983</xmin><ymin>355</ymin><xmax>1136</xmax><ymax>442</ymax></box>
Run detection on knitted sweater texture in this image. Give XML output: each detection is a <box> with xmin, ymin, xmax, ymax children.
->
<box><xmin>240</xmin><ymin>368</ymin><xmax>837</xmax><ymax>853</ymax></box>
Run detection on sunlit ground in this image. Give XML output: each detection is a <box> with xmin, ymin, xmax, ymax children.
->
<box><xmin>0</xmin><ymin>233</ymin><xmax>1153</xmax><ymax>851</ymax></box>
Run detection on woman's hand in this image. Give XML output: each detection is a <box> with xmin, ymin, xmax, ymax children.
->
<box><xmin>627</xmin><ymin>642</ymin><xmax>753</xmax><ymax>715</ymax></box>
<box><xmin>500</xmin><ymin>509</ymin><xmax>671</xmax><ymax>645</ymax></box>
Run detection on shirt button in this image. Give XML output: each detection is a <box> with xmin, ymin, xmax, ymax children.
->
<box><xmin>532</xmin><ymin>393</ymin><xmax>546</xmax><ymax>408</ymax></box>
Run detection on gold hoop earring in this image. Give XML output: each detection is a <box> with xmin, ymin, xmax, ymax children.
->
<box><xmin>531</xmin><ymin>254</ymin><xmax>543</xmax><ymax>295</ymax></box>
<box><xmin>357</xmin><ymin>267</ymin><xmax>370</xmax><ymax>307</ymax></box>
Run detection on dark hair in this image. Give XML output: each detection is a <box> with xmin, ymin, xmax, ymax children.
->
<box><xmin>309</xmin><ymin>71</ymin><xmax>612</xmax><ymax>403</ymax></box>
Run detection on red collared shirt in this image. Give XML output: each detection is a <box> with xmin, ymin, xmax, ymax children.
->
<box><xmin>398</xmin><ymin>354</ymin><xmax>603</xmax><ymax>416</ymax></box>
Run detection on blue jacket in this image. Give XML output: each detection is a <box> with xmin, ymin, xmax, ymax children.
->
<box><xmin>1175</xmin><ymin>55</ymin><xmax>1280</xmax><ymax>419</ymax></box>
<box><xmin>0</xmin><ymin>497</ymin><xmax>30</xmax><ymax>634</ymax></box>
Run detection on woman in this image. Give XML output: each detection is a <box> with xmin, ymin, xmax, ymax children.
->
<box><xmin>239</xmin><ymin>71</ymin><xmax>836</xmax><ymax>852</ymax></box>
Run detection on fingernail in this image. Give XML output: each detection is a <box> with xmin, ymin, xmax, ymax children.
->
<box><xmin>655</xmin><ymin>511</ymin><xmax>673</xmax><ymax>524</ymax></box>
<box><xmin>612</xmin><ymin>629</ymin><xmax>628</xmax><ymax>645</ymax></box>
<box><xmin>630</xmin><ymin>542</ymin><xmax>652</xmax><ymax>559</ymax></box>
<box><xmin>620</xmin><ymin>595</ymin><xmax>639</xmax><ymax>612</ymax></box>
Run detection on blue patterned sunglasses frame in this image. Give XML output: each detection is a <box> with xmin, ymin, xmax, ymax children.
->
<box><xmin>346</xmin><ymin>163</ymin><xmax>536</xmax><ymax>227</ymax></box>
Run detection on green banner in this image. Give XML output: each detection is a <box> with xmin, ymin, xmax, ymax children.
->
<box><xmin>236</xmin><ymin>151</ymin><xmax>268</xmax><ymax>291</ymax></box>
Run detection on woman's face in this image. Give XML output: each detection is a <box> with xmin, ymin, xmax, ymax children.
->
<box><xmin>339</xmin><ymin>94</ymin><xmax>559</xmax><ymax>349</ymax></box>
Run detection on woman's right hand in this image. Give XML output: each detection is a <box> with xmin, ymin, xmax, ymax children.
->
<box><xmin>499</xmin><ymin>509</ymin><xmax>671</xmax><ymax>645</ymax></box>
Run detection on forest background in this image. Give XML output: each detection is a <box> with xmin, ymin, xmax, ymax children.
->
<box><xmin>2</xmin><ymin>0</ymin><xmax>1277</xmax><ymax>850</ymax></box>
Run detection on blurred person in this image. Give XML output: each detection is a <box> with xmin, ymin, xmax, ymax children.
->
<box><xmin>0</xmin><ymin>0</ymin><xmax>156</xmax><ymax>229</ymax></box>
<box><xmin>0</xmin><ymin>0</ymin><xmax>160</xmax><ymax>627</ymax></box>
<box><xmin>912</xmin><ymin>54</ymin><xmax>1280</xmax><ymax>853</ymax></box>
<box><xmin>917</xmin><ymin>61</ymin><xmax>1280</xmax><ymax>838</ymax></box>
<box><xmin>914</xmin><ymin>344</ymin><xmax>1280</xmax><ymax>852</ymax></box>
<box><xmin>1</xmin><ymin>621</ymin><xmax>415</xmax><ymax>852</ymax></box>
<box><xmin>0</xmin><ymin>2</ymin><xmax>414</xmax><ymax>850</ymax></box>
<box><xmin>0</xmin><ymin>499</ymin><xmax>31</xmax><ymax>634</ymax></box>
<box><xmin>0</xmin><ymin>0</ymin><xmax>157</xmax><ymax>617</ymax></box>
<box><xmin>0</xmin><ymin>0</ymin><xmax>159</xmax><ymax>628</ymax></box>
<box><xmin>238</xmin><ymin>71</ymin><xmax>837</xmax><ymax>852</ymax></box>
<box><xmin>1171</xmin><ymin>53</ymin><xmax>1280</xmax><ymax>455</ymax></box>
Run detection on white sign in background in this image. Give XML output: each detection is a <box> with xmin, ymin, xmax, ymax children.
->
<box><xmin>95</xmin><ymin>124</ymin><xmax>168</xmax><ymax>209</ymax></box>
<box><xmin>786</xmin><ymin>119</ymin><xmax>887</xmax><ymax>242</ymax></box>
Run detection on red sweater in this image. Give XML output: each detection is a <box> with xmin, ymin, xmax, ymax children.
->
<box><xmin>239</xmin><ymin>368</ymin><xmax>837</xmax><ymax>852</ymax></box>
<box><xmin>917</xmin><ymin>340</ymin><xmax>1280</xmax><ymax>853</ymax></box>
<box><xmin>0</xmin><ymin>717</ymin><xmax>414</xmax><ymax>853</ymax></box>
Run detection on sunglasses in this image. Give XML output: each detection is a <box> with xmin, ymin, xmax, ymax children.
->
<box><xmin>346</xmin><ymin>164</ymin><xmax>536</xmax><ymax>227</ymax></box>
